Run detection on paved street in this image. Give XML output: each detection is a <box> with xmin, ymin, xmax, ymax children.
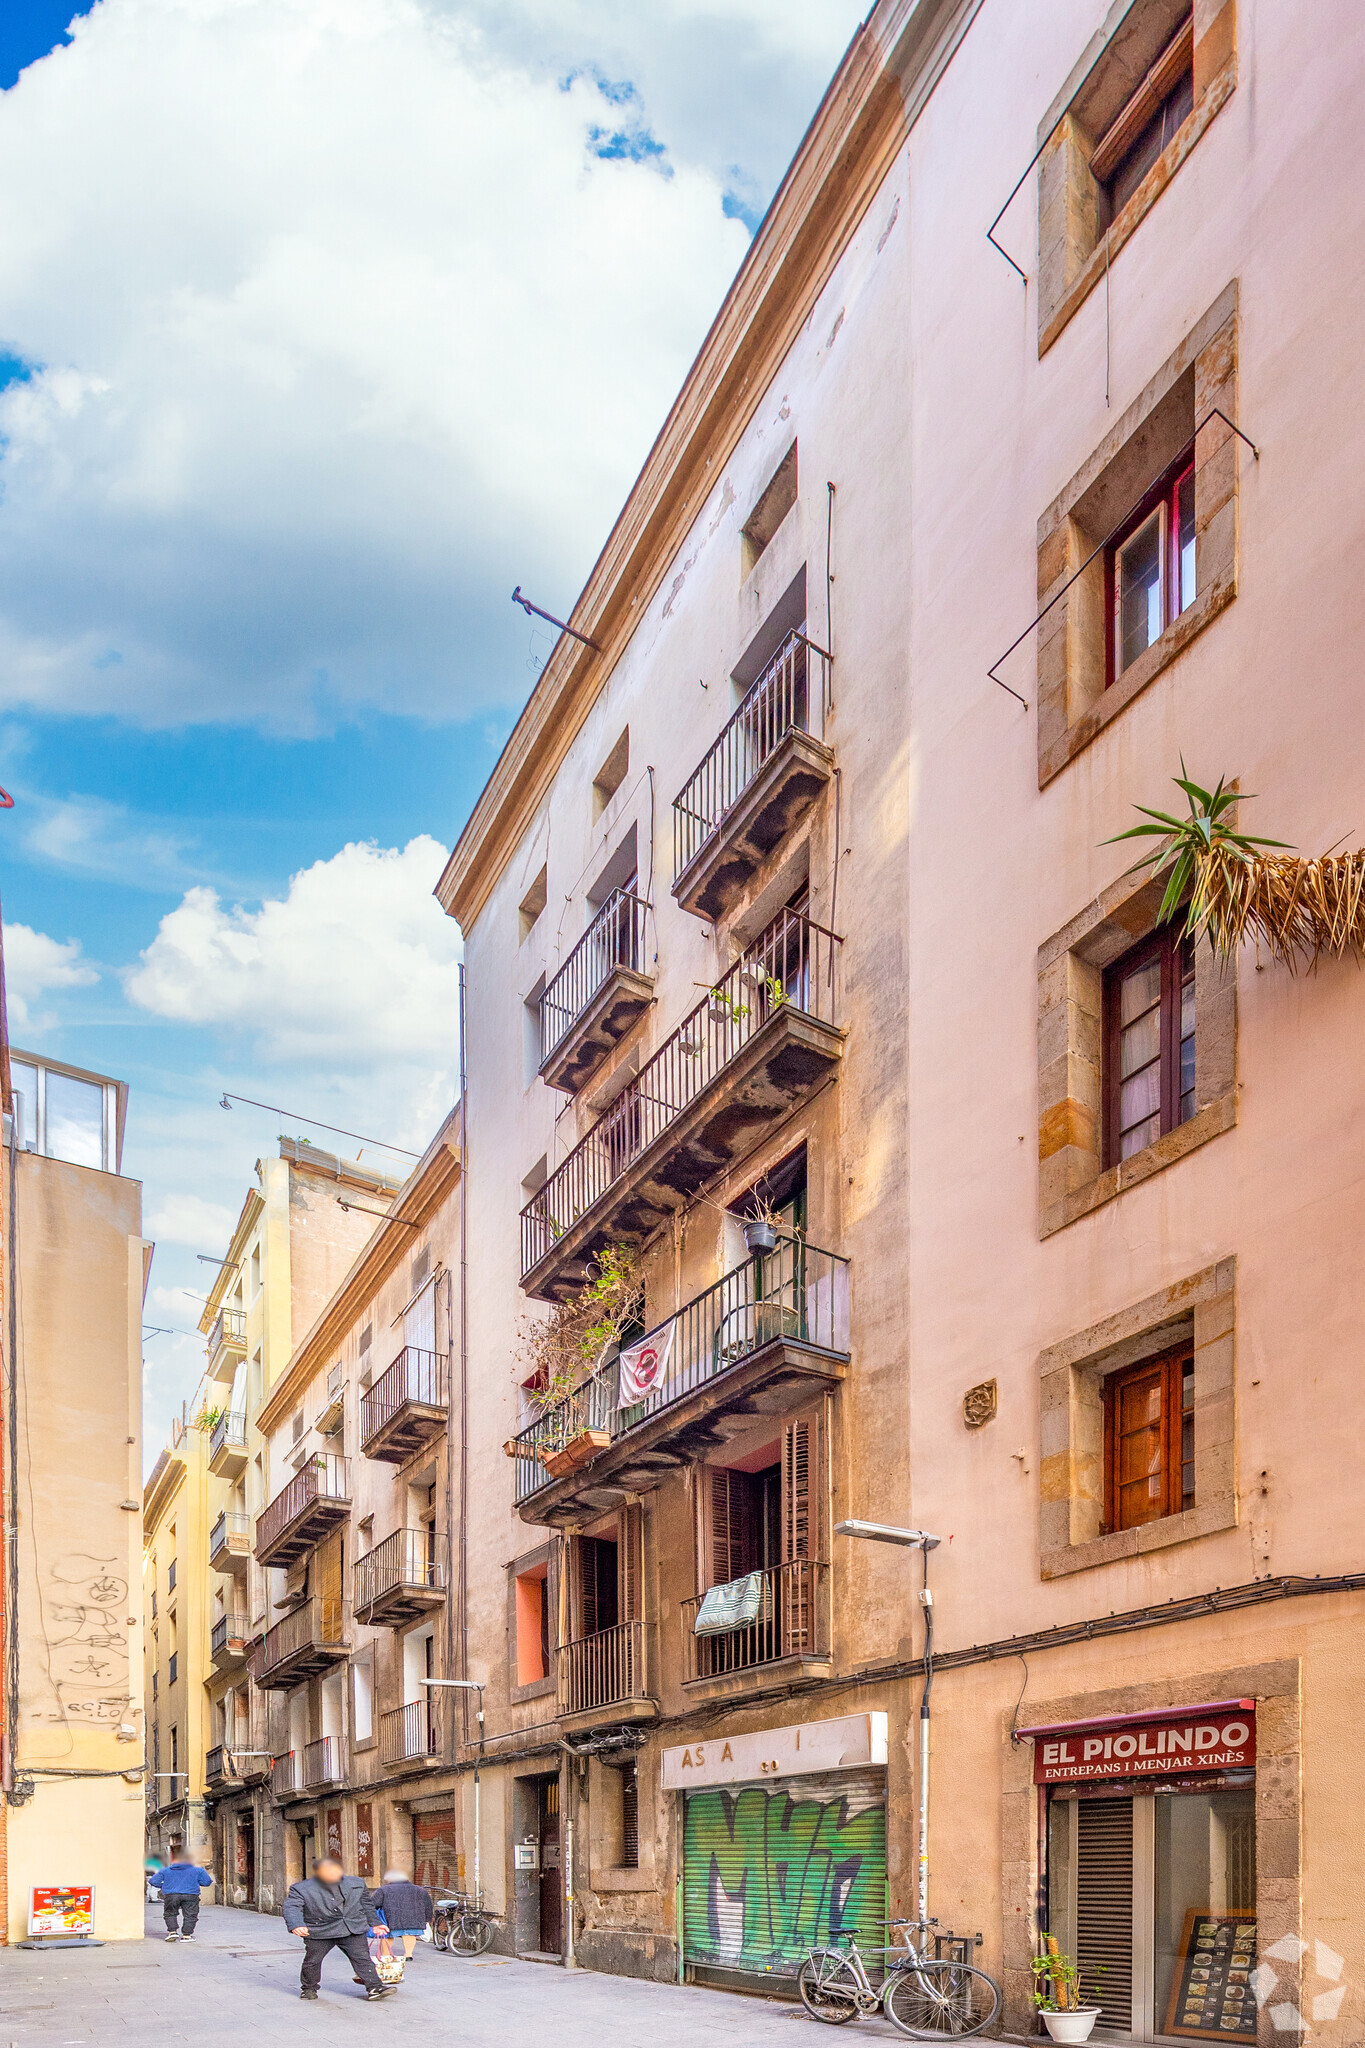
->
<box><xmin>0</xmin><ymin>1904</ymin><xmax>913</xmax><ymax>2045</ymax></box>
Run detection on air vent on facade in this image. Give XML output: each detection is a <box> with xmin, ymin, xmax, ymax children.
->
<box><xmin>359</xmin><ymin>1323</ymin><xmax>372</xmax><ymax>1354</ymax></box>
<box><xmin>291</xmin><ymin>1410</ymin><xmax>303</xmax><ymax>1443</ymax></box>
<box><xmin>411</xmin><ymin>1249</ymin><xmax>430</xmax><ymax>1292</ymax></box>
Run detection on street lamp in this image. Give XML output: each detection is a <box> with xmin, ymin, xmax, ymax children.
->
<box><xmin>421</xmin><ymin>1680</ymin><xmax>484</xmax><ymax>1904</ymax></box>
<box><xmin>835</xmin><ymin>1520</ymin><xmax>941</xmax><ymax>1930</ymax></box>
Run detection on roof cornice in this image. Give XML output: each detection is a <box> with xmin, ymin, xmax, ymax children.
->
<box><xmin>143</xmin><ymin>1450</ymin><xmax>186</xmax><ymax>1534</ymax></box>
<box><xmin>199</xmin><ymin>1186</ymin><xmax>264</xmax><ymax>1332</ymax></box>
<box><xmin>436</xmin><ymin>0</ymin><xmax>982</xmax><ymax>932</ymax></box>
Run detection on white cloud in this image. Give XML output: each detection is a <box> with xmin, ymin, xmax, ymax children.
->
<box><xmin>144</xmin><ymin>1188</ymin><xmax>240</xmax><ymax>1251</ymax></box>
<box><xmin>125</xmin><ymin>833</ymin><xmax>462</xmax><ymax>1068</ymax></box>
<box><xmin>0</xmin><ymin>0</ymin><xmax>765</xmax><ymax>731</ymax></box>
<box><xmin>3</xmin><ymin>920</ymin><xmax>98</xmax><ymax>1029</ymax></box>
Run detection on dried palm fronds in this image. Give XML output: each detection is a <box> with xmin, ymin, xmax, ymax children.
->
<box><xmin>1107</xmin><ymin>769</ymin><xmax>1365</xmax><ymax>970</ymax></box>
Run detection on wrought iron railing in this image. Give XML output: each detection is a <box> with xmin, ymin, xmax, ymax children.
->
<box><xmin>272</xmin><ymin>1750</ymin><xmax>299</xmax><ymax>1799</ymax></box>
<box><xmin>254</xmin><ymin>1455</ymin><xmax>349</xmax><ymax>1559</ymax></box>
<box><xmin>540</xmin><ymin>890</ymin><xmax>651</xmax><ymax>1063</ymax></box>
<box><xmin>209</xmin><ymin>1410</ymin><xmax>247</xmax><ymax>1463</ymax></box>
<box><xmin>559</xmin><ymin>1619</ymin><xmax>646</xmax><ymax>1715</ymax></box>
<box><xmin>360</xmin><ymin>1350</ymin><xmax>448</xmax><ymax>1449</ymax></box>
<box><xmin>209</xmin><ymin>1304</ymin><xmax>247</xmax><ymax>1356</ymax></box>
<box><xmin>206</xmin><ymin>1744</ymin><xmax>237</xmax><ymax>1784</ymax></box>
<box><xmin>254</xmin><ymin>1596</ymin><xmax>345</xmax><ymax>1681</ymax></box>
<box><xmin>209</xmin><ymin>1509</ymin><xmax>252</xmax><ymax>1560</ymax></box>
<box><xmin>521</xmin><ymin>906</ymin><xmax>840</xmax><ymax>1276</ymax></box>
<box><xmin>304</xmin><ymin>1736</ymin><xmax>343</xmax><ymax>1787</ymax></box>
<box><xmin>681</xmin><ymin>1559</ymin><xmax>827</xmax><ymax>1679</ymax></box>
<box><xmin>210</xmin><ymin>1613</ymin><xmax>248</xmax><ymax>1659</ymax></box>
<box><xmin>513</xmin><ymin>1238</ymin><xmax>848</xmax><ymax>1501</ymax></box>
<box><xmin>355</xmin><ymin>1528</ymin><xmax>447</xmax><ymax>1609</ymax></box>
<box><xmin>673</xmin><ymin>633</ymin><xmax>810</xmax><ymax>877</ymax></box>
<box><xmin>379</xmin><ymin>1698</ymin><xmax>442</xmax><ymax>1767</ymax></box>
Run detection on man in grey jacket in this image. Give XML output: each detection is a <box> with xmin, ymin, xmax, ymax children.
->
<box><xmin>282</xmin><ymin>1856</ymin><xmax>394</xmax><ymax>2001</ymax></box>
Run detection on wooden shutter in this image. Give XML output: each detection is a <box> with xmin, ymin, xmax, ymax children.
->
<box><xmin>781</xmin><ymin>1414</ymin><xmax>819</xmax><ymax>1654</ymax></box>
<box><xmin>316</xmin><ymin>1529</ymin><xmax>343</xmax><ymax>1644</ymax></box>
<box><xmin>1076</xmin><ymin>1798</ymin><xmax>1134</xmax><ymax>2027</ymax></box>
<box><xmin>705</xmin><ymin>1468</ymin><xmax>760</xmax><ymax>1587</ymax></box>
<box><xmin>619</xmin><ymin>1503</ymin><xmax>642</xmax><ymax>1622</ymax></box>
<box><xmin>782</xmin><ymin>1418</ymin><xmax>812</xmax><ymax>1561</ymax></box>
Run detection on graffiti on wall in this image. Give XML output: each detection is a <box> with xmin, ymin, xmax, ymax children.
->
<box><xmin>44</xmin><ymin>1554</ymin><xmax>131</xmax><ymax>1725</ymax></box>
<box><xmin>684</xmin><ymin>1780</ymin><xmax>886</xmax><ymax>1970</ymax></box>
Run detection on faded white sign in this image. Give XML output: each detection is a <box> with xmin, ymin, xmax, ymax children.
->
<box><xmin>661</xmin><ymin>1711</ymin><xmax>887</xmax><ymax>1790</ymax></box>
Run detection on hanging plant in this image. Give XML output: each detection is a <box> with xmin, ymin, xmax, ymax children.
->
<box><xmin>517</xmin><ymin>1243</ymin><xmax>646</xmax><ymax>1424</ymax></box>
<box><xmin>1107</xmin><ymin>768</ymin><xmax>1365</xmax><ymax>969</ymax></box>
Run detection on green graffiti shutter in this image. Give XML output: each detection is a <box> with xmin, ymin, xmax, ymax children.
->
<box><xmin>683</xmin><ymin>1767</ymin><xmax>886</xmax><ymax>1982</ymax></box>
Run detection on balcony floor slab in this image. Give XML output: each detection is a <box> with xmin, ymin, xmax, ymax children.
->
<box><xmin>541</xmin><ymin>965</ymin><xmax>654</xmax><ymax>1095</ymax></box>
<box><xmin>674</xmin><ymin>728</ymin><xmax>834</xmax><ymax>924</ymax></box>
<box><xmin>557</xmin><ymin>1697</ymin><xmax>658</xmax><ymax>1739</ymax></box>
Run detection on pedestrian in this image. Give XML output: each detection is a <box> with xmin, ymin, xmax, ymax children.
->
<box><xmin>370</xmin><ymin>1868</ymin><xmax>434</xmax><ymax>1962</ymax></box>
<box><xmin>147</xmin><ymin>1849</ymin><xmax>213</xmax><ymax>1941</ymax></box>
<box><xmin>282</xmin><ymin>1855</ymin><xmax>395</xmax><ymax>2002</ymax></box>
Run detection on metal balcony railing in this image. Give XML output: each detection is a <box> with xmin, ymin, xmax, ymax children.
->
<box><xmin>209</xmin><ymin>1509</ymin><xmax>252</xmax><ymax>1559</ymax></box>
<box><xmin>254</xmin><ymin>1455</ymin><xmax>349</xmax><ymax>1561</ymax></box>
<box><xmin>513</xmin><ymin>1237</ymin><xmax>848</xmax><ymax>1501</ymax></box>
<box><xmin>209</xmin><ymin>1410</ymin><xmax>247</xmax><ymax>1462</ymax></box>
<box><xmin>559</xmin><ymin>1619</ymin><xmax>647</xmax><ymax>1715</ymax></box>
<box><xmin>206</xmin><ymin>1744</ymin><xmax>237</xmax><ymax>1784</ymax></box>
<box><xmin>304</xmin><ymin>1736</ymin><xmax>343</xmax><ymax>1787</ymax></box>
<box><xmin>540</xmin><ymin>889</ymin><xmax>651</xmax><ymax>1064</ymax></box>
<box><xmin>210</xmin><ymin>1613</ymin><xmax>248</xmax><ymax>1659</ymax></box>
<box><xmin>521</xmin><ymin>906</ymin><xmax>840</xmax><ymax>1276</ymax></box>
<box><xmin>673</xmin><ymin>633</ymin><xmax>809</xmax><ymax>877</ymax></box>
<box><xmin>379</xmin><ymin>1698</ymin><xmax>443</xmax><ymax>1767</ymax></box>
<box><xmin>681</xmin><ymin>1558</ymin><xmax>827</xmax><ymax>1679</ymax></box>
<box><xmin>354</xmin><ymin>1528</ymin><xmax>447</xmax><ymax>1610</ymax></box>
<box><xmin>254</xmin><ymin>1596</ymin><xmax>346</xmax><ymax>1682</ymax></box>
<box><xmin>209</xmin><ymin>1304</ymin><xmax>247</xmax><ymax>1356</ymax></box>
<box><xmin>360</xmin><ymin>1350</ymin><xmax>448</xmax><ymax>1448</ymax></box>
<box><xmin>273</xmin><ymin>1750</ymin><xmax>299</xmax><ymax>1799</ymax></box>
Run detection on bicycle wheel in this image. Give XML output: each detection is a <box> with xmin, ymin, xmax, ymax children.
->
<box><xmin>450</xmin><ymin>1911</ymin><xmax>495</xmax><ymax>1957</ymax></box>
<box><xmin>431</xmin><ymin>1911</ymin><xmax>452</xmax><ymax>1953</ymax></box>
<box><xmin>798</xmin><ymin>1952</ymin><xmax>863</xmax><ymax>2024</ymax></box>
<box><xmin>884</xmin><ymin>1958</ymin><xmax>1001</xmax><ymax>2039</ymax></box>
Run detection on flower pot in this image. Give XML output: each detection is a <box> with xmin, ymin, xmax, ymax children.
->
<box><xmin>565</xmin><ymin>1427</ymin><xmax>611</xmax><ymax>1469</ymax></box>
<box><xmin>541</xmin><ymin>1446</ymin><xmax>578</xmax><ymax>1478</ymax></box>
<box><xmin>743</xmin><ymin>1216</ymin><xmax>778</xmax><ymax>1255</ymax></box>
<box><xmin>1042</xmin><ymin>2008</ymin><xmax>1101</xmax><ymax>2043</ymax></box>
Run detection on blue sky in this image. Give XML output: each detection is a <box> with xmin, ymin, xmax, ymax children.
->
<box><xmin>0</xmin><ymin>0</ymin><xmax>865</xmax><ymax>1454</ymax></box>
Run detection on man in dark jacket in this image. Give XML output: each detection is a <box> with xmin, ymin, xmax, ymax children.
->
<box><xmin>282</xmin><ymin>1857</ymin><xmax>394</xmax><ymax>2001</ymax></box>
<box><xmin>148</xmin><ymin>1850</ymin><xmax>213</xmax><ymax>1941</ymax></box>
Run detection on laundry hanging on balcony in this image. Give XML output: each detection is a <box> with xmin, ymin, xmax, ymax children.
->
<box><xmin>617</xmin><ymin>1320</ymin><xmax>674</xmax><ymax>1407</ymax></box>
<box><xmin>694</xmin><ymin>1571</ymin><xmax>766</xmax><ymax>1635</ymax></box>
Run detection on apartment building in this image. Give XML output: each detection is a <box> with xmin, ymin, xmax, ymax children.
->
<box><xmin>1</xmin><ymin>1043</ymin><xmax>148</xmax><ymax>1942</ymax></box>
<box><xmin>247</xmin><ymin>1114</ymin><xmax>461</xmax><ymax>1905</ymax></box>
<box><xmin>143</xmin><ymin>1411</ymin><xmax>212</xmax><ymax>1868</ymax></box>
<box><xmin>434</xmin><ymin>0</ymin><xmax>1365</xmax><ymax>2030</ymax></box>
<box><xmin>187</xmin><ymin>1138</ymin><xmax>402</xmax><ymax>1911</ymax></box>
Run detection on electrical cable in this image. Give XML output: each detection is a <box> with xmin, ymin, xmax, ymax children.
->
<box><xmin>217</xmin><ymin>1093</ymin><xmax>419</xmax><ymax>1159</ymax></box>
<box><xmin>1009</xmin><ymin>1653</ymin><xmax>1030</xmax><ymax>1744</ymax></box>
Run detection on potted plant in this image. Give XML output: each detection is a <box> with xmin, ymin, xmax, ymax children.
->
<box><xmin>518</xmin><ymin>1245</ymin><xmax>645</xmax><ymax>1470</ymax></box>
<box><xmin>1032</xmin><ymin>1947</ymin><xmax>1101</xmax><ymax>2043</ymax></box>
<box><xmin>742</xmin><ymin>1211</ymin><xmax>778</xmax><ymax>1256</ymax></box>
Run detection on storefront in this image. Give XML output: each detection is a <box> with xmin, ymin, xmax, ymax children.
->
<box><xmin>664</xmin><ymin>1711</ymin><xmax>888</xmax><ymax>1988</ymax></box>
<box><xmin>1022</xmin><ymin>1701</ymin><xmax>1257</xmax><ymax>2043</ymax></box>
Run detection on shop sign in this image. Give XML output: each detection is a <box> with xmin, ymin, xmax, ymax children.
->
<box><xmin>662</xmin><ymin>1711</ymin><xmax>887</xmax><ymax>1790</ymax></box>
<box><xmin>29</xmin><ymin>1886</ymin><xmax>94</xmax><ymax>1938</ymax></box>
<box><xmin>1032</xmin><ymin>1707</ymin><xmax>1255</xmax><ymax>1784</ymax></box>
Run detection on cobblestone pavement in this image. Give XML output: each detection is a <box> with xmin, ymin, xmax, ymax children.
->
<box><xmin>0</xmin><ymin>1903</ymin><xmax>913</xmax><ymax>2045</ymax></box>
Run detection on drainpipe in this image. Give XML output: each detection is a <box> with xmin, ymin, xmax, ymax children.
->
<box><xmin>563</xmin><ymin>1810</ymin><xmax>577</xmax><ymax>1970</ymax></box>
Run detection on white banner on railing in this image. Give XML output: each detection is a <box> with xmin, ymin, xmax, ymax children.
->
<box><xmin>617</xmin><ymin>1321</ymin><xmax>675</xmax><ymax>1408</ymax></box>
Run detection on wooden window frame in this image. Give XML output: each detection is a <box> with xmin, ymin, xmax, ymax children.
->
<box><xmin>1090</xmin><ymin>14</ymin><xmax>1195</xmax><ymax>199</ymax></box>
<box><xmin>1102</xmin><ymin>925</ymin><xmax>1195</xmax><ymax>1168</ymax></box>
<box><xmin>1102</xmin><ymin>1347</ymin><xmax>1195</xmax><ymax>1534</ymax></box>
<box><xmin>1105</xmin><ymin>453</ymin><xmax>1196</xmax><ymax>689</ymax></box>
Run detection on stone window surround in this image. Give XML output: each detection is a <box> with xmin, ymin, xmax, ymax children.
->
<box><xmin>1000</xmin><ymin>1656</ymin><xmax>1301</xmax><ymax>2039</ymax></box>
<box><xmin>1037</xmin><ymin>280</ymin><xmax>1239</xmax><ymax>788</ymax></box>
<box><xmin>587</xmin><ymin>1750</ymin><xmax>657</xmax><ymax>1894</ymax></box>
<box><xmin>1037</xmin><ymin>0</ymin><xmax>1237</xmax><ymax>356</ymax></box>
<box><xmin>1037</xmin><ymin>866</ymin><xmax>1236</xmax><ymax>1240</ymax></box>
<box><xmin>1038</xmin><ymin>1259</ymin><xmax>1236</xmax><ymax>1580</ymax></box>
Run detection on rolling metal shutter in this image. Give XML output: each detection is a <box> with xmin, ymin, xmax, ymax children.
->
<box><xmin>1076</xmin><ymin>1797</ymin><xmax>1134</xmax><ymax>2028</ymax></box>
<box><xmin>683</xmin><ymin>1767</ymin><xmax>886</xmax><ymax>1982</ymax></box>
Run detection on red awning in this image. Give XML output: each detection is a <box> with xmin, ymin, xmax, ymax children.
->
<box><xmin>1016</xmin><ymin>1698</ymin><xmax>1254</xmax><ymax>1742</ymax></box>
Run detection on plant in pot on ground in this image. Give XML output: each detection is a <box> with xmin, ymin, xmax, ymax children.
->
<box><xmin>516</xmin><ymin>1245</ymin><xmax>645</xmax><ymax>1464</ymax></box>
<box><xmin>1032</xmin><ymin>1944</ymin><xmax>1101</xmax><ymax>2043</ymax></box>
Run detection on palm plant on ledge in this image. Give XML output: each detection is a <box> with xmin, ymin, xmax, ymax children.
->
<box><xmin>1108</xmin><ymin>767</ymin><xmax>1365</xmax><ymax>969</ymax></box>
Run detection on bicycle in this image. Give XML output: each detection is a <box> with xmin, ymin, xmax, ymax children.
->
<box><xmin>431</xmin><ymin>1891</ymin><xmax>502</xmax><ymax>1957</ymax></box>
<box><xmin>798</xmin><ymin>1919</ymin><xmax>1001</xmax><ymax>2037</ymax></box>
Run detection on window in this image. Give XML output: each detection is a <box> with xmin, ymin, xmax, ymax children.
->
<box><xmin>515</xmin><ymin>1561</ymin><xmax>550</xmax><ymax>1686</ymax></box>
<box><xmin>171</xmin><ymin>1724</ymin><xmax>179</xmax><ymax>1775</ymax></box>
<box><xmin>1091</xmin><ymin>15</ymin><xmax>1194</xmax><ymax>221</ymax></box>
<box><xmin>152</xmin><ymin>1670</ymin><xmax>158</xmax><ymax>1699</ymax></box>
<box><xmin>9</xmin><ymin>1052</ymin><xmax>119</xmax><ymax>1169</ymax></box>
<box><xmin>353</xmin><ymin>1656</ymin><xmax>373</xmax><ymax>1743</ymax></box>
<box><xmin>742</xmin><ymin>442</ymin><xmax>797</xmax><ymax>575</ymax></box>
<box><xmin>151</xmin><ymin>1590</ymin><xmax>157</xmax><ymax>1621</ymax></box>
<box><xmin>167</xmin><ymin>1558</ymin><xmax>177</xmax><ymax>1593</ymax></box>
<box><xmin>1103</xmin><ymin>927</ymin><xmax>1194</xmax><ymax>1165</ymax></box>
<box><xmin>250</xmin><ymin>1244</ymin><xmax>261</xmax><ymax>1295</ymax></box>
<box><xmin>1109</xmin><ymin>457</ymin><xmax>1196</xmax><ymax>683</ymax></box>
<box><xmin>620</xmin><ymin>1761</ymin><xmax>640</xmax><ymax>1869</ymax></box>
<box><xmin>1103</xmin><ymin>1350</ymin><xmax>1195</xmax><ymax>1533</ymax></box>
<box><xmin>168</xmin><ymin>1651</ymin><xmax>179</xmax><ymax>1685</ymax></box>
<box><xmin>519</xmin><ymin>865</ymin><xmax>548</xmax><ymax>941</ymax></box>
<box><xmin>592</xmin><ymin>728</ymin><xmax>629</xmax><ymax>819</ymax></box>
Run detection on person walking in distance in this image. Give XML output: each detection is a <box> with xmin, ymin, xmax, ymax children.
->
<box><xmin>148</xmin><ymin>1849</ymin><xmax>213</xmax><ymax>1942</ymax></box>
<box><xmin>283</xmin><ymin>1855</ymin><xmax>395</xmax><ymax>2001</ymax></box>
<box><xmin>371</xmin><ymin>1868</ymin><xmax>435</xmax><ymax>1962</ymax></box>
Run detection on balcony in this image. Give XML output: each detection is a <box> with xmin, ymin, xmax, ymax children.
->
<box><xmin>681</xmin><ymin>1558</ymin><xmax>829</xmax><ymax>1695</ymax></box>
<box><xmin>250</xmin><ymin>1597</ymin><xmax>349</xmax><ymax>1691</ymax></box>
<box><xmin>379</xmin><ymin>1698</ymin><xmax>443</xmax><ymax>1768</ymax></box>
<box><xmin>360</xmin><ymin>1351</ymin><xmax>448</xmax><ymax>1465</ymax></box>
<box><xmin>208</xmin><ymin>1410</ymin><xmax>248</xmax><ymax>1478</ymax></box>
<box><xmin>558</xmin><ymin>1619</ymin><xmax>654</xmax><ymax>1734</ymax></box>
<box><xmin>210</xmin><ymin>1612</ymin><xmax>249</xmax><ymax>1670</ymax></box>
<box><xmin>520</xmin><ymin>906</ymin><xmax>843</xmax><ymax>1301</ymax></box>
<box><xmin>209</xmin><ymin>1509</ymin><xmax>252</xmax><ymax>1575</ymax></box>
<box><xmin>539</xmin><ymin>890</ymin><xmax>654</xmax><ymax>1095</ymax></box>
<box><xmin>207</xmin><ymin>1304</ymin><xmax>248</xmax><ymax>1384</ymax></box>
<box><xmin>672</xmin><ymin>635</ymin><xmax>832</xmax><ymax>922</ymax></box>
<box><xmin>512</xmin><ymin>1239</ymin><xmax>849</xmax><ymax>1524</ymax></box>
<box><xmin>205</xmin><ymin>1744</ymin><xmax>239</xmax><ymax>1788</ymax></box>
<box><xmin>254</xmin><ymin>1455</ymin><xmax>350</xmax><ymax>1569</ymax></box>
<box><xmin>354</xmin><ymin>1528</ymin><xmax>447</xmax><ymax>1629</ymax></box>
<box><xmin>304</xmin><ymin>1736</ymin><xmax>345</xmax><ymax>1789</ymax></box>
<box><xmin>272</xmin><ymin>1750</ymin><xmax>300</xmax><ymax>1801</ymax></box>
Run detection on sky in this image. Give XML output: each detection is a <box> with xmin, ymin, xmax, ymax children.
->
<box><xmin>0</xmin><ymin>0</ymin><xmax>867</xmax><ymax>1458</ymax></box>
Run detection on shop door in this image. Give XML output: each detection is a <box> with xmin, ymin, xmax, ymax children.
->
<box><xmin>414</xmin><ymin>1812</ymin><xmax>458</xmax><ymax>1895</ymax></box>
<box><xmin>238</xmin><ymin>1816</ymin><xmax>255</xmax><ymax>1904</ymax></box>
<box><xmin>683</xmin><ymin>1767</ymin><xmax>886</xmax><ymax>1983</ymax></box>
<box><xmin>538</xmin><ymin>1777</ymin><xmax>562</xmax><ymax>1953</ymax></box>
